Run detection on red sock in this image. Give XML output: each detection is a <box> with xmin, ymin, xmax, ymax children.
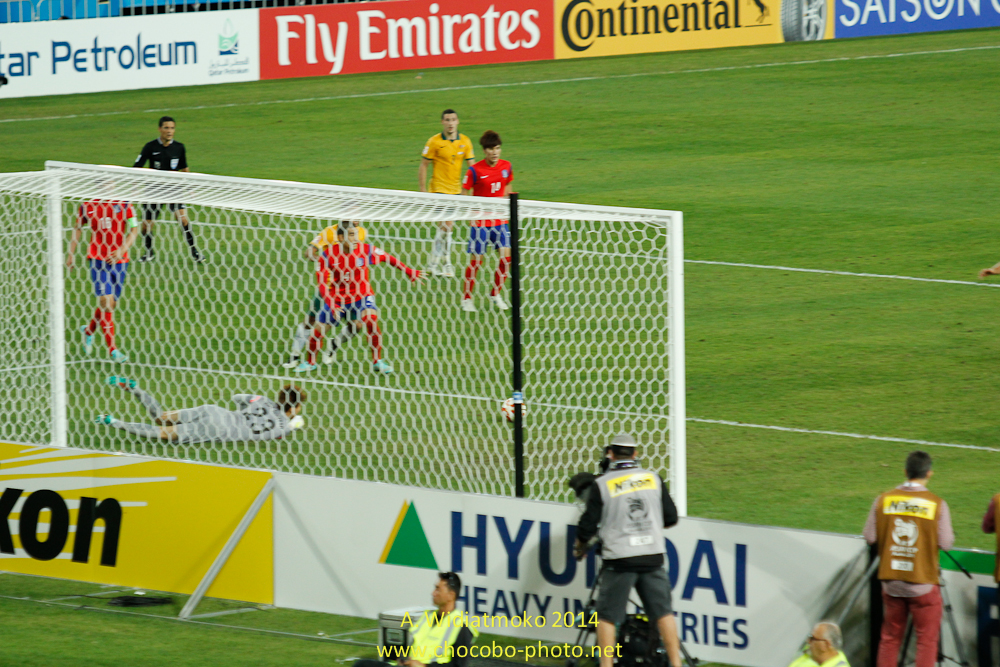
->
<box><xmin>362</xmin><ymin>314</ymin><xmax>382</xmax><ymax>363</ymax></box>
<box><xmin>307</xmin><ymin>329</ymin><xmax>324</xmax><ymax>365</ymax></box>
<box><xmin>86</xmin><ymin>307</ymin><xmax>102</xmax><ymax>336</ymax></box>
<box><xmin>101</xmin><ymin>310</ymin><xmax>116</xmax><ymax>352</ymax></box>
<box><xmin>491</xmin><ymin>256</ymin><xmax>510</xmax><ymax>297</ymax></box>
<box><xmin>464</xmin><ymin>257</ymin><xmax>483</xmax><ymax>300</ymax></box>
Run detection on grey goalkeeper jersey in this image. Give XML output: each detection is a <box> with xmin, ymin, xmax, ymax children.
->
<box><xmin>177</xmin><ymin>395</ymin><xmax>292</xmax><ymax>443</ymax></box>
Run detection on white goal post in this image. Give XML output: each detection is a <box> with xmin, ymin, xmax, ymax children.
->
<box><xmin>0</xmin><ymin>161</ymin><xmax>686</xmax><ymax>513</ymax></box>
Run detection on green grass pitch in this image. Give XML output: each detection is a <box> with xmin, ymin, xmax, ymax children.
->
<box><xmin>2</xmin><ymin>26</ymin><xmax>1000</xmax><ymax>665</ymax></box>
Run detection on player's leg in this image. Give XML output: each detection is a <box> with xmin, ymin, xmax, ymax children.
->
<box><xmin>284</xmin><ymin>295</ymin><xmax>323</xmax><ymax>369</ymax></box>
<box><xmin>106</xmin><ymin>376</ymin><xmax>164</xmax><ymax>420</ymax></box>
<box><xmin>359</xmin><ymin>303</ymin><xmax>391</xmax><ymax>374</ymax></box>
<box><xmin>427</xmin><ymin>220</ymin><xmax>454</xmax><ymax>276</ymax></box>
<box><xmin>90</xmin><ymin>261</ymin><xmax>128</xmax><ymax>362</ymax></box>
<box><xmin>296</xmin><ymin>312</ymin><xmax>333</xmax><ymax>372</ymax></box>
<box><xmin>462</xmin><ymin>226</ymin><xmax>485</xmax><ymax>311</ymax></box>
<box><xmin>82</xmin><ymin>260</ymin><xmax>104</xmax><ymax>355</ymax></box>
<box><xmin>139</xmin><ymin>205</ymin><xmax>156</xmax><ymax>262</ymax></box>
<box><xmin>323</xmin><ymin>321</ymin><xmax>359</xmax><ymax>365</ymax></box>
<box><xmin>488</xmin><ymin>225</ymin><xmax>511</xmax><ymax>310</ymax></box>
<box><xmin>175</xmin><ymin>205</ymin><xmax>204</xmax><ymax>263</ymax></box>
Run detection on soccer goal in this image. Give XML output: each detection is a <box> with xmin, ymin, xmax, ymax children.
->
<box><xmin>0</xmin><ymin>162</ymin><xmax>686</xmax><ymax>512</ymax></box>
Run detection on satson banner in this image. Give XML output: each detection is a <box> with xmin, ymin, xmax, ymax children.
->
<box><xmin>258</xmin><ymin>0</ymin><xmax>553</xmax><ymax>80</ymax></box>
<box><xmin>835</xmin><ymin>0</ymin><xmax>1000</xmax><ymax>36</ymax></box>
<box><xmin>0</xmin><ymin>10</ymin><xmax>259</xmax><ymax>99</ymax></box>
<box><xmin>272</xmin><ymin>472</ymin><xmax>868</xmax><ymax>667</ymax></box>
<box><xmin>555</xmin><ymin>0</ymin><xmax>834</xmax><ymax>59</ymax></box>
<box><xmin>0</xmin><ymin>442</ymin><xmax>273</xmax><ymax>604</ymax></box>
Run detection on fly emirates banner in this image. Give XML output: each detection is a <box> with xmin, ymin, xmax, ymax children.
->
<box><xmin>259</xmin><ymin>0</ymin><xmax>554</xmax><ymax>79</ymax></box>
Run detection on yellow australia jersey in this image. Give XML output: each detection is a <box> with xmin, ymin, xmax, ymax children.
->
<box><xmin>422</xmin><ymin>133</ymin><xmax>474</xmax><ymax>194</ymax></box>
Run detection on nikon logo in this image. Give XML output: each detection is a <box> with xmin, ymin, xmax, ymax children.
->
<box><xmin>561</xmin><ymin>0</ymin><xmax>748</xmax><ymax>51</ymax></box>
<box><xmin>0</xmin><ymin>488</ymin><xmax>122</xmax><ymax>566</ymax></box>
<box><xmin>886</xmin><ymin>500</ymin><xmax>931</xmax><ymax>517</ymax></box>
<box><xmin>607</xmin><ymin>472</ymin><xmax>656</xmax><ymax>497</ymax></box>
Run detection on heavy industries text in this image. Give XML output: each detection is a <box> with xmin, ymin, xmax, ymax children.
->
<box><xmin>561</xmin><ymin>0</ymin><xmax>748</xmax><ymax>50</ymax></box>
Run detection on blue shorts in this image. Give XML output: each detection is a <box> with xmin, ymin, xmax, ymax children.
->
<box><xmin>316</xmin><ymin>296</ymin><xmax>377</xmax><ymax>325</ymax></box>
<box><xmin>467</xmin><ymin>224</ymin><xmax>510</xmax><ymax>255</ymax></box>
<box><xmin>89</xmin><ymin>260</ymin><xmax>128</xmax><ymax>300</ymax></box>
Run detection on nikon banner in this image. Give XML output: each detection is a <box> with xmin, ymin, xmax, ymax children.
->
<box><xmin>0</xmin><ymin>442</ymin><xmax>273</xmax><ymax>604</ymax></box>
<box><xmin>555</xmin><ymin>0</ymin><xmax>835</xmax><ymax>58</ymax></box>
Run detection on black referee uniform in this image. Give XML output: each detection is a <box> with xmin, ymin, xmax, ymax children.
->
<box><xmin>133</xmin><ymin>138</ymin><xmax>202</xmax><ymax>262</ymax></box>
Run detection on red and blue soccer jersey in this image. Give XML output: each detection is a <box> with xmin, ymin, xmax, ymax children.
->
<box><xmin>462</xmin><ymin>159</ymin><xmax>514</xmax><ymax>228</ymax></box>
<box><xmin>316</xmin><ymin>242</ymin><xmax>418</xmax><ymax>306</ymax></box>
<box><xmin>79</xmin><ymin>199</ymin><xmax>138</xmax><ymax>264</ymax></box>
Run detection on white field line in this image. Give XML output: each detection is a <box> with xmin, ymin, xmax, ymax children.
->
<box><xmin>1</xmin><ymin>44</ymin><xmax>998</xmax><ymax>125</ymax></box>
<box><xmin>118</xmin><ymin>221</ymin><xmax>1000</xmax><ymax>287</ymax></box>
<box><xmin>687</xmin><ymin>259</ymin><xmax>1000</xmax><ymax>288</ymax></box>
<box><xmin>70</xmin><ymin>359</ymin><xmax>996</xmax><ymax>453</ymax></box>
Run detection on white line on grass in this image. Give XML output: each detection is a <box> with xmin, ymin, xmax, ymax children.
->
<box><xmin>2</xmin><ymin>44</ymin><xmax>998</xmax><ymax>125</ymax></box>
<box><xmin>687</xmin><ymin>416</ymin><xmax>1000</xmax><ymax>452</ymax></box>
<box><xmin>687</xmin><ymin>260</ymin><xmax>1000</xmax><ymax>288</ymax></box>
<box><xmin>91</xmin><ymin>360</ymin><xmax>993</xmax><ymax>452</ymax></box>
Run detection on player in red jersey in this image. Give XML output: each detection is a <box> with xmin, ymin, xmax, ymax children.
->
<box><xmin>460</xmin><ymin>131</ymin><xmax>514</xmax><ymax>312</ymax></box>
<box><xmin>65</xmin><ymin>198</ymin><xmax>140</xmax><ymax>363</ymax></box>
<box><xmin>295</xmin><ymin>221</ymin><xmax>424</xmax><ymax>375</ymax></box>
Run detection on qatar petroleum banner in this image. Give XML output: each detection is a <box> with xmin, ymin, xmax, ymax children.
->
<box><xmin>272</xmin><ymin>472</ymin><xmax>867</xmax><ymax>667</ymax></box>
<box><xmin>0</xmin><ymin>442</ymin><xmax>273</xmax><ymax>604</ymax></box>
<box><xmin>835</xmin><ymin>0</ymin><xmax>1000</xmax><ymax>37</ymax></box>
<box><xmin>0</xmin><ymin>10</ymin><xmax>259</xmax><ymax>99</ymax></box>
<box><xmin>554</xmin><ymin>0</ymin><xmax>835</xmax><ymax>59</ymax></box>
<box><xmin>258</xmin><ymin>0</ymin><xmax>553</xmax><ymax>80</ymax></box>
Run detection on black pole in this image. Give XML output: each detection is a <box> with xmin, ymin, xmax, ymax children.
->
<box><xmin>869</xmin><ymin>543</ymin><xmax>882</xmax><ymax>667</ymax></box>
<box><xmin>509</xmin><ymin>193</ymin><xmax>524</xmax><ymax>498</ymax></box>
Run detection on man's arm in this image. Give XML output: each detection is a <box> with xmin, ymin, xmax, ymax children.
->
<box><xmin>65</xmin><ymin>206</ymin><xmax>85</xmax><ymax>271</ymax></box>
<box><xmin>576</xmin><ymin>486</ymin><xmax>603</xmax><ymax>544</ymax></box>
<box><xmin>659</xmin><ymin>476</ymin><xmax>678</xmax><ymax>528</ymax></box>
<box><xmin>938</xmin><ymin>499</ymin><xmax>955</xmax><ymax>552</ymax></box>
<box><xmin>418</xmin><ymin>159</ymin><xmax>430</xmax><ymax>192</ymax></box>
<box><xmin>862</xmin><ymin>497</ymin><xmax>879</xmax><ymax>545</ymax></box>
<box><xmin>178</xmin><ymin>145</ymin><xmax>189</xmax><ymax>172</ymax></box>
<box><xmin>133</xmin><ymin>143</ymin><xmax>150</xmax><ymax>168</ymax></box>
<box><xmin>370</xmin><ymin>247</ymin><xmax>423</xmax><ymax>281</ymax></box>
<box><xmin>982</xmin><ymin>496</ymin><xmax>996</xmax><ymax>534</ymax></box>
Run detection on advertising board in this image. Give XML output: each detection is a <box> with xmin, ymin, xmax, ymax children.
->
<box><xmin>835</xmin><ymin>0</ymin><xmax>1000</xmax><ymax>36</ymax></box>
<box><xmin>259</xmin><ymin>0</ymin><xmax>553</xmax><ymax>80</ymax></box>
<box><xmin>0</xmin><ymin>10</ymin><xmax>259</xmax><ymax>98</ymax></box>
<box><xmin>0</xmin><ymin>442</ymin><xmax>273</xmax><ymax>603</ymax></box>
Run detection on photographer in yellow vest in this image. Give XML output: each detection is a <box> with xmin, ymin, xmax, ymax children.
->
<box><xmin>862</xmin><ymin>451</ymin><xmax>954</xmax><ymax>667</ymax></box>
<box><xmin>355</xmin><ymin>572</ymin><xmax>477</xmax><ymax>667</ymax></box>
<box><xmin>787</xmin><ymin>622</ymin><xmax>850</xmax><ymax>667</ymax></box>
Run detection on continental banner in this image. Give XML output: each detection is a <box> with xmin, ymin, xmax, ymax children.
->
<box><xmin>0</xmin><ymin>442</ymin><xmax>273</xmax><ymax>604</ymax></box>
<box><xmin>555</xmin><ymin>0</ymin><xmax>834</xmax><ymax>59</ymax></box>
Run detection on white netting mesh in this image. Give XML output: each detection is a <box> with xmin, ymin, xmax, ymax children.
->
<box><xmin>0</xmin><ymin>162</ymin><xmax>680</xmax><ymax>501</ymax></box>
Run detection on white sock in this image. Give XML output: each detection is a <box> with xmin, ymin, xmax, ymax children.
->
<box><xmin>291</xmin><ymin>323</ymin><xmax>311</xmax><ymax>355</ymax></box>
<box><xmin>433</xmin><ymin>228</ymin><xmax>448</xmax><ymax>257</ymax></box>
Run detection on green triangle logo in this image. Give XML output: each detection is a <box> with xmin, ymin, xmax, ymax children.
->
<box><xmin>380</xmin><ymin>501</ymin><xmax>439</xmax><ymax>570</ymax></box>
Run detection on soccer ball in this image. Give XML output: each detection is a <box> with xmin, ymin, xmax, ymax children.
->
<box><xmin>501</xmin><ymin>398</ymin><xmax>526</xmax><ymax>422</ymax></box>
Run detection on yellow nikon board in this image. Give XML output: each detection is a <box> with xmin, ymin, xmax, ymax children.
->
<box><xmin>0</xmin><ymin>442</ymin><xmax>273</xmax><ymax>604</ymax></box>
<box><xmin>555</xmin><ymin>0</ymin><xmax>833</xmax><ymax>59</ymax></box>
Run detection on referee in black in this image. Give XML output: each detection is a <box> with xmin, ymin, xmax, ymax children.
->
<box><xmin>133</xmin><ymin>116</ymin><xmax>204</xmax><ymax>263</ymax></box>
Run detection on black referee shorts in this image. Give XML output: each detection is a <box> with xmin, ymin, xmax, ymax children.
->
<box><xmin>143</xmin><ymin>203</ymin><xmax>186</xmax><ymax>220</ymax></box>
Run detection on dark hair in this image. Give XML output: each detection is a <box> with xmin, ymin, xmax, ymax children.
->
<box><xmin>159</xmin><ymin>116</ymin><xmax>175</xmax><ymax>127</ymax></box>
<box><xmin>609</xmin><ymin>444</ymin><xmax>636</xmax><ymax>458</ymax></box>
<box><xmin>336</xmin><ymin>220</ymin><xmax>353</xmax><ymax>237</ymax></box>
<box><xmin>480</xmin><ymin>130</ymin><xmax>502</xmax><ymax>149</ymax></box>
<box><xmin>439</xmin><ymin>571</ymin><xmax>461</xmax><ymax>595</ymax></box>
<box><xmin>441</xmin><ymin>109</ymin><xmax>457</xmax><ymax>119</ymax></box>
<box><xmin>905</xmin><ymin>451</ymin><xmax>932</xmax><ymax>480</ymax></box>
<box><xmin>277</xmin><ymin>384</ymin><xmax>307</xmax><ymax>414</ymax></box>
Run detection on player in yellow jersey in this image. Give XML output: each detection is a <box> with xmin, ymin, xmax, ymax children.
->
<box><xmin>281</xmin><ymin>221</ymin><xmax>366</xmax><ymax>369</ymax></box>
<box><xmin>419</xmin><ymin>109</ymin><xmax>475</xmax><ymax>277</ymax></box>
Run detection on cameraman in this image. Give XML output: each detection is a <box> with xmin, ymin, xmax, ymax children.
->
<box><xmin>574</xmin><ymin>434</ymin><xmax>681</xmax><ymax>667</ymax></box>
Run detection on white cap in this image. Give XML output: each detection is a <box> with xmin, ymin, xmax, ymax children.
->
<box><xmin>609</xmin><ymin>433</ymin><xmax>637</xmax><ymax>447</ymax></box>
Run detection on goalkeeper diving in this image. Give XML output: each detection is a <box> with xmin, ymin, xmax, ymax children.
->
<box><xmin>95</xmin><ymin>377</ymin><xmax>307</xmax><ymax>443</ymax></box>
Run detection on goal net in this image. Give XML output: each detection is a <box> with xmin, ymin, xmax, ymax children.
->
<box><xmin>0</xmin><ymin>162</ymin><xmax>686</xmax><ymax>510</ymax></box>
